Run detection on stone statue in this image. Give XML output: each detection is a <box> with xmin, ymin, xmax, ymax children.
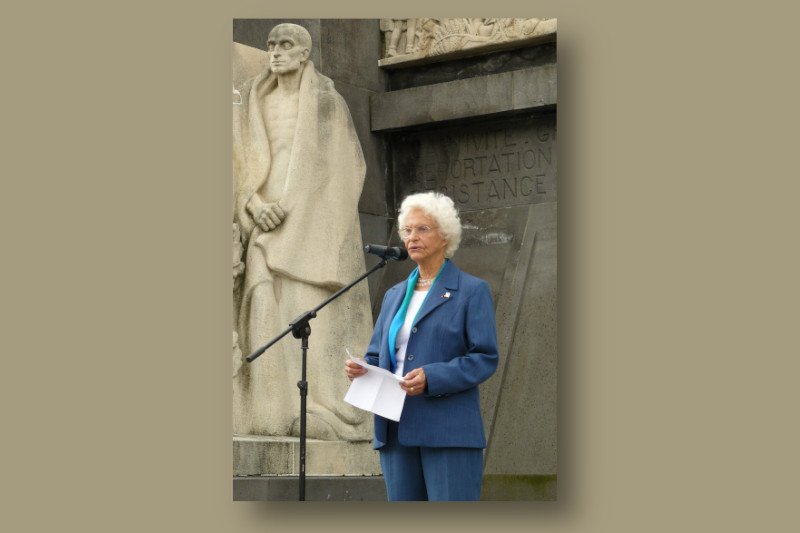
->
<box><xmin>232</xmin><ymin>23</ymin><xmax>373</xmax><ymax>441</ymax></box>
<box><xmin>232</xmin><ymin>222</ymin><xmax>244</xmax><ymax>292</ymax></box>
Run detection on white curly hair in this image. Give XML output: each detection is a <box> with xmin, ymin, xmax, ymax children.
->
<box><xmin>397</xmin><ymin>192</ymin><xmax>462</xmax><ymax>258</ymax></box>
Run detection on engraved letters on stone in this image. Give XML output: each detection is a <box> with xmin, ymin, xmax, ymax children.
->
<box><xmin>394</xmin><ymin>115</ymin><xmax>557</xmax><ymax>210</ymax></box>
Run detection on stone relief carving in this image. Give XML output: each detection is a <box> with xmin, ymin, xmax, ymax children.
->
<box><xmin>232</xmin><ymin>222</ymin><xmax>245</xmax><ymax>291</ymax></box>
<box><xmin>232</xmin><ymin>331</ymin><xmax>243</xmax><ymax>378</ymax></box>
<box><xmin>232</xmin><ymin>24</ymin><xmax>373</xmax><ymax>441</ymax></box>
<box><xmin>380</xmin><ymin>17</ymin><xmax>555</xmax><ymax>62</ymax></box>
<box><xmin>381</xmin><ymin>18</ymin><xmax>418</xmax><ymax>57</ymax></box>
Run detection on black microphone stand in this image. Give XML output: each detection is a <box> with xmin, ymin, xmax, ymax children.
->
<box><xmin>245</xmin><ymin>254</ymin><xmax>391</xmax><ymax>501</ymax></box>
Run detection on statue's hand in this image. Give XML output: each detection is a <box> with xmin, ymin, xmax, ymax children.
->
<box><xmin>253</xmin><ymin>202</ymin><xmax>286</xmax><ymax>232</ymax></box>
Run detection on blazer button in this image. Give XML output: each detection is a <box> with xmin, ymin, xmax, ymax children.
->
<box><xmin>407</xmin><ymin>354</ymin><xmax>414</xmax><ymax>361</ymax></box>
<box><xmin>412</xmin><ymin>327</ymin><xmax>417</xmax><ymax>333</ymax></box>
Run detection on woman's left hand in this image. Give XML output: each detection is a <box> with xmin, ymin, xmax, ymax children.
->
<box><xmin>401</xmin><ymin>367</ymin><xmax>427</xmax><ymax>396</ymax></box>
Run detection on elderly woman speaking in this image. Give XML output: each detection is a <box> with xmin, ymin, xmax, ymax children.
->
<box><xmin>345</xmin><ymin>192</ymin><xmax>499</xmax><ymax>501</ymax></box>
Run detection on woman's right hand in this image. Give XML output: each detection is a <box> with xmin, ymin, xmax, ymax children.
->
<box><xmin>345</xmin><ymin>358</ymin><xmax>369</xmax><ymax>381</ymax></box>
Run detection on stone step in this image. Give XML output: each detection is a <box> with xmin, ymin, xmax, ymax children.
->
<box><xmin>233</xmin><ymin>475</ymin><xmax>386</xmax><ymax>501</ymax></box>
<box><xmin>233</xmin><ymin>435</ymin><xmax>381</xmax><ymax>476</ymax></box>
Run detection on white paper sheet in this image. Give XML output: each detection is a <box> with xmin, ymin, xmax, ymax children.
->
<box><xmin>343</xmin><ymin>351</ymin><xmax>406</xmax><ymax>422</ymax></box>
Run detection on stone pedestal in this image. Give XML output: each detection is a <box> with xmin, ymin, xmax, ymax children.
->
<box><xmin>233</xmin><ymin>435</ymin><xmax>381</xmax><ymax>476</ymax></box>
<box><xmin>233</xmin><ymin>475</ymin><xmax>387</xmax><ymax>501</ymax></box>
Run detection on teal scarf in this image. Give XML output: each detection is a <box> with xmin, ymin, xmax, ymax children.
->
<box><xmin>388</xmin><ymin>260</ymin><xmax>447</xmax><ymax>371</ymax></box>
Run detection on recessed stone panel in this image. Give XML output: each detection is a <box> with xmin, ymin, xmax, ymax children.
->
<box><xmin>393</xmin><ymin>113</ymin><xmax>557</xmax><ymax>212</ymax></box>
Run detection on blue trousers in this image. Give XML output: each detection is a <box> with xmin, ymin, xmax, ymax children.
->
<box><xmin>379</xmin><ymin>421</ymin><xmax>484</xmax><ymax>501</ymax></box>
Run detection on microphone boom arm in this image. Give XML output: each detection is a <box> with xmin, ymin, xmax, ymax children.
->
<box><xmin>242</xmin><ymin>250</ymin><xmax>394</xmax><ymax>501</ymax></box>
<box><xmin>245</xmin><ymin>257</ymin><xmax>389</xmax><ymax>363</ymax></box>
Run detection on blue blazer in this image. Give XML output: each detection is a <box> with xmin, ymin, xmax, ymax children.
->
<box><xmin>364</xmin><ymin>260</ymin><xmax>499</xmax><ymax>449</ymax></box>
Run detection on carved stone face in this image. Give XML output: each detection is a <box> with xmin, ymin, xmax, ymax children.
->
<box><xmin>266</xmin><ymin>26</ymin><xmax>310</xmax><ymax>74</ymax></box>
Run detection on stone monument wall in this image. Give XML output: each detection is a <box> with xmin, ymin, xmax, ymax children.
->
<box><xmin>232</xmin><ymin>18</ymin><xmax>557</xmax><ymax>501</ymax></box>
<box><xmin>370</xmin><ymin>20</ymin><xmax>557</xmax><ymax>500</ymax></box>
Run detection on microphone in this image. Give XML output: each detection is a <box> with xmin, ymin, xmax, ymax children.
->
<box><xmin>364</xmin><ymin>244</ymin><xmax>408</xmax><ymax>261</ymax></box>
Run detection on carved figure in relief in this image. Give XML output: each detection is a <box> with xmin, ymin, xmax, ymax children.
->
<box><xmin>232</xmin><ymin>23</ymin><xmax>372</xmax><ymax>441</ymax></box>
<box><xmin>233</xmin><ymin>222</ymin><xmax>245</xmax><ymax>386</ymax></box>
<box><xmin>488</xmin><ymin>18</ymin><xmax>541</xmax><ymax>40</ymax></box>
<box><xmin>232</xmin><ymin>331</ymin><xmax>244</xmax><ymax>433</ymax></box>
<box><xmin>396</xmin><ymin>17</ymin><xmax>543</xmax><ymax>57</ymax></box>
<box><xmin>413</xmin><ymin>18</ymin><xmax>441</xmax><ymax>56</ymax></box>
<box><xmin>381</xmin><ymin>18</ymin><xmax>418</xmax><ymax>57</ymax></box>
<box><xmin>233</xmin><ymin>332</ymin><xmax>243</xmax><ymax>378</ymax></box>
<box><xmin>233</xmin><ymin>222</ymin><xmax>245</xmax><ymax>291</ymax></box>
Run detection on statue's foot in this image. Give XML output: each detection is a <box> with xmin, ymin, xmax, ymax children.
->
<box><xmin>290</xmin><ymin>412</ymin><xmax>338</xmax><ymax>441</ymax></box>
<box><xmin>233</xmin><ymin>408</ymin><xmax>295</xmax><ymax>437</ymax></box>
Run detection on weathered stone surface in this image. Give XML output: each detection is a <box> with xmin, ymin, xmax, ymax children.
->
<box><xmin>378</xmin><ymin>18</ymin><xmax>557</xmax><ymax>68</ymax></box>
<box><xmin>234</xmin><ymin>476</ymin><xmax>387</xmax><ymax>501</ymax></box>
<box><xmin>513</xmin><ymin>64</ymin><xmax>557</xmax><ymax>110</ymax></box>
<box><xmin>392</xmin><ymin>113</ymin><xmax>557</xmax><ymax>211</ymax></box>
<box><xmin>371</xmin><ymin>65</ymin><xmax>557</xmax><ymax>131</ymax></box>
<box><xmin>321</xmin><ymin>19</ymin><xmax>386</xmax><ymax>93</ymax></box>
<box><xmin>232</xmin><ymin>43</ymin><xmax>270</xmax><ymax>94</ymax></box>
<box><xmin>233</xmin><ymin>436</ymin><xmax>381</xmax><ymax>476</ymax></box>
<box><xmin>482</xmin><ymin>202</ymin><xmax>557</xmax><ymax>475</ymax></box>
<box><xmin>233</xmin><ymin>473</ymin><xmax>555</xmax><ymax>501</ymax></box>
<box><xmin>481</xmin><ymin>475</ymin><xmax>557</xmax><ymax>501</ymax></box>
<box><xmin>318</xmin><ymin>20</ymin><xmax>389</xmax><ymax>220</ymax></box>
<box><xmin>358</xmin><ymin>212</ymin><xmax>394</xmax><ymax>312</ymax></box>
<box><xmin>335</xmin><ymin>81</ymin><xmax>389</xmax><ymax>218</ymax></box>
<box><xmin>387</xmin><ymin>42</ymin><xmax>557</xmax><ymax>91</ymax></box>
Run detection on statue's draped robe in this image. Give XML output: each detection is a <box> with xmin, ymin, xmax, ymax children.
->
<box><xmin>232</xmin><ymin>61</ymin><xmax>372</xmax><ymax>440</ymax></box>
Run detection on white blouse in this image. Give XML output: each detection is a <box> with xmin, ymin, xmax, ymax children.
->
<box><xmin>394</xmin><ymin>289</ymin><xmax>428</xmax><ymax>377</ymax></box>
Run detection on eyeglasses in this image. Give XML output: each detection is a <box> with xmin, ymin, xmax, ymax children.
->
<box><xmin>398</xmin><ymin>225</ymin><xmax>436</xmax><ymax>238</ymax></box>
